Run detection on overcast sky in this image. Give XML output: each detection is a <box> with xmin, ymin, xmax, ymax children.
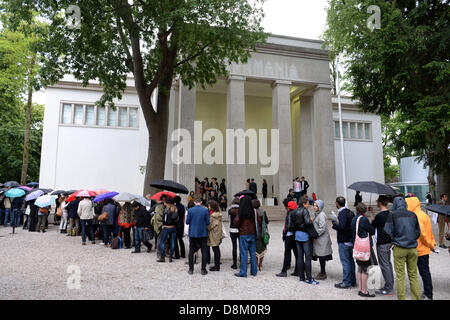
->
<box><xmin>34</xmin><ymin>1</ymin><xmax>330</xmax><ymax>104</ymax></box>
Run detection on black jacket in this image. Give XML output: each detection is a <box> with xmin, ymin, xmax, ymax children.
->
<box><xmin>176</xmin><ymin>203</ymin><xmax>185</xmax><ymax>231</ymax></box>
<box><xmin>371</xmin><ymin>210</ymin><xmax>391</xmax><ymax>245</ymax></box>
<box><xmin>332</xmin><ymin>207</ymin><xmax>355</xmax><ymax>243</ymax></box>
<box><xmin>383</xmin><ymin>197</ymin><xmax>420</xmax><ymax>248</ymax></box>
<box><xmin>249</xmin><ymin>182</ymin><xmax>257</xmax><ymax>194</ymax></box>
<box><xmin>288</xmin><ymin>207</ymin><xmax>312</xmax><ymax>233</ymax></box>
<box><xmin>12</xmin><ymin>197</ymin><xmax>25</xmax><ymax>210</ymax></box>
<box><xmin>67</xmin><ymin>199</ymin><xmax>80</xmax><ymax>219</ymax></box>
<box><xmin>134</xmin><ymin>206</ymin><xmax>151</xmax><ymax>228</ymax></box>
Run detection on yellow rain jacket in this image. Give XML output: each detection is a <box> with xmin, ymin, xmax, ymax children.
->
<box><xmin>406</xmin><ymin>197</ymin><xmax>436</xmax><ymax>256</ymax></box>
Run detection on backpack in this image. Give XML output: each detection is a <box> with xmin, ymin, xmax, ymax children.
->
<box><xmin>353</xmin><ymin>216</ymin><xmax>370</xmax><ymax>261</ymax></box>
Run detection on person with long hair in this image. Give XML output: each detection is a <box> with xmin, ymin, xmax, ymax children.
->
<box><xmin>228</xmin><ymin>198</ymin><xmax>240</xmax><ymax>269</ymax></box>
<box><xmin>253</xmin><ymin>199</ymin><xmax>269</xmax><ymax>271</ymax></box>
<box><xmin>207</xmin><ymin>200</ymin><xmax>224</xmax><ymax>271</ymax></box>
<box><xmin>234</xmin><ymin>195</ymin><xmax>257</xmax><ymax>277</ymax></box>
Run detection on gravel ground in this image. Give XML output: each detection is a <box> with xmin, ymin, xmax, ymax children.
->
<box><xmin>1</xmin><ymin>219</ymin><xmax>449</xmax><ymax>300</ymax></box>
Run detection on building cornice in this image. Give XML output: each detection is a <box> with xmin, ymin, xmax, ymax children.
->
<box><xmin>255</xmin><ymin>43</ymin><xmax>330</xmax><ymax>61</ymax></box>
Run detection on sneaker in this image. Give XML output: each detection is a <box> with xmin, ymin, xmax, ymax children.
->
<box><xmin>276</xmin><ymin>272</ymin><xmax>287</xmax><ymax>277</ymax></box>
<box><xmin>188</xmin><ymin>269</ymin><xmax>194</xmax><ymax>275</ymax></box>
<box><xmin>305</xmin><ymin>279</ymin><xmax>319</xmax><ymax>285</ymax></box>
<box><xmin>334</xmin><ymin>283</ymin><xmax>351</xmax><ymax>289</ymax></box>
<box><xmin>375</xmin><ymin>289</ymin><xmax>393</xmax><ymax>296</ymax></box>
<box><xmin>234</xmin><ymin>273</ymin><xmax>246</xmax><ymax>278</ymax></box>
<box><xmin>201</xmin><ymin>269</ymin><xmax>208</xmax><ymax>276</ymax></box>
<box><xmin>422</xmin><ymin>294</ymin><xmax>432</xmax><ymax>300</ymax></box>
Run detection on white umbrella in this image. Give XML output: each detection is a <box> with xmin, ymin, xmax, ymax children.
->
<box><xmin>113</xmin><ymin>192</ymin><xmax>138</xmax><ymax>202</ymax></box>
<box><xmin>35</xmin><ymin>194</ymin><xmax>56</xmax><ymax>208</ymax></box>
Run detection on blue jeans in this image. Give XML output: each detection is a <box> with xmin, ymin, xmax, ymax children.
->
<box><xmin>80</xmin><ymin>219</ymin><xmax>94</xmax><ymax>243</ymax></box>
<box><xmin>3</xmin><ymin>208</ymin><xmax>12</xmax><ymax>226</ymax></box>
<box><xmin>102</xmin><ymin>224</ymin><xmax>113</xmax><ymax>245</ymax></box>
<box><xmin>338</xmin><ymin>243</ymin><xmax>356</xmax><ymax>287</ymax></box>
<box><xmin>13</xmin><ymin>209</ymin><xmax>20</xmax><ymax>227</ymax></box>
<box><xmin>159</xmin><ymin>227</ymin><xmax>177</xmax><ymax>257</ymax></box>
<box><xmin>134</xmin><ymin>227</ymin><xmax>144</xmax><ymax>252</ymax></box>
<box><xmin>238</xmin><ymin>235</ymin><xmax>257</xmax><ymax>277</ymax></box>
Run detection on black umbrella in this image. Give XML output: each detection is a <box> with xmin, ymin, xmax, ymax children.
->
<box><xmin>234</xmin><ymin>190</ymin><xmax>257</xmax><ymax>199</ymax></box>
<box><xmin>4</xmin><ymin>181</ymin><xmax>20</xmax><ymax>188</ymax></box>
<box><xmin>425</xmin><ymin>205</ymin><xmax>450</xmax><ymax>217</ymax></box>
<box><xmin>37</xmin><ymin>188</ymin><xmax>53</xmax><ymax>194</ymax></box>
<box><xmin>26</xmin><ymin>182</ymin><xmax>39</xmax><ymax>188</ymax></box>
<box><xmin>348</xmin><ymin>181</ymin><xmax>397</xmax><ymax>196</ymax></box>
<box><xmin>51</xmin><ymin>190</ymin><xmax>66</xmax><ymax>195</ymax></box>
<box><xmin>150</xmin><ymin>179</ymin><xmax>189</xmax><ymax>194</ymax></box>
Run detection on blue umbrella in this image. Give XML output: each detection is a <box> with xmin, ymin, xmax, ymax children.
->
<box><xmin>25</xmin><ymin>190</ymin><xmax>44</xmax><ymax>201</ymax></box>
<box><xmin>26</xmin><ymin>182</ymin><xmax>39</xmax><ymax>188</ymax></box>
<box><xmin>34</xmin><ymin>194</ymin><xmax>55</xmax><ymax>208</ymax></box>
<box><xmin>5</xmin><ymin>188</ymin><xmax>26</xmax><ymax>198</ymax></box>
<box><xmin>94</xmin><ymin>191</ymin><xmax>119</xmax><ymax>203</ymax></box>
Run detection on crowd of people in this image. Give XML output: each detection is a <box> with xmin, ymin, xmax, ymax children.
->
<box><xmin>1</xmin><ymin>181</ymin><xmax>448</xmax><ymax>300</ymax></box>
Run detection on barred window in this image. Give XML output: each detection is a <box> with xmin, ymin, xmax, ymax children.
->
<box><xmin>60</xmin><ymin>103</ymin><xmax>138</xmax><ymax>129</ymax></box>
<box><xmin>334</xmin><ymin>120</ymin><xmax>372</xmax><ymax>141</ymax></box>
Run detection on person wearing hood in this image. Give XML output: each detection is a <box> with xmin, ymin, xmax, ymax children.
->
<box><xmin>383</xmin><ymin>196</ymin><xmax>421</xmax><ymax>300</ymax></box>
<box><xmin>406</xmin><ymin>196</ymin><xmax>437</xmax><ymax>300</ymax></box>
<box><xmin>234</xmin><ymin>195</ymin><xmax>257</xmax><ymax>277</ymax></box>
<box><xmin>312</xmin><ymin>199</ymin><xmax>333</xmax><ymax>280</ymax></box>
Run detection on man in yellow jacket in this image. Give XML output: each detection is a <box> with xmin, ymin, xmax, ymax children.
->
<box><xmin>406</xmin><ymin>197</ymin><xmax>437</xmax><ymax>300</ymax></box>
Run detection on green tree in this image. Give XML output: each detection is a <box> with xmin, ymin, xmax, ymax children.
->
<box><xmin>3</xmin><ymin>0</ymin><xmax>267</xmax><ymax>195</ymax></box>
<box><xmin>323</xmin><ymin>0</ymin><xmax>450</xmax><ymax>195</ymax></box>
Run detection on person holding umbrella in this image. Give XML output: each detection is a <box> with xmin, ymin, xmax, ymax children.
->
<box><xmin>78</xmin><ymin>196</ymin><xmax>95</xmax><ymax>245</ymax></box>
<box><xmin>34</xmin><ymin>194</ymin><xmax>55</xmax><ymax>232</ymax></box>
<box><xmin>157</xmin><ymin>197</ymin><xmax>179</xmax><ymax>262</ymax></box>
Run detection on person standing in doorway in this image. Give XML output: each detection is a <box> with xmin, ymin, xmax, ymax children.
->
<box><xmin>354</xmin><ymin>191</ymin><xmax>362</xmax><ymax>207</ymax></box>
<box><xmin>300</xmin><ymin>177</ymin><xmax>309</xmax><ymax>198</ymax></box>
<box><xmin>370</xmin><ymin>195</ymin><xmax>394</xmax><ymax>296</ymax></box>
<box><xmin>383</xmin><ymin>196</ymin><xmax>421</xmax><ymax>300</ymax></box>
<box><xmin>249</xmin><ymin>179</ymin><xmax>257</xmax><ymax>195</ymax></box>
<box><xmin>262</xmin><ymin>179</ymin><xmax>268</xmax><ymax>204</ymax></box>
<box><xmin>293</xmin><ymin>178</ymin><xmax>301</xmax><ymax>204</ymax></box>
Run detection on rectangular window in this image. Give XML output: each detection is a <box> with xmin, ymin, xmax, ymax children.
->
<box><xmin>129</xmin><ymin>108</ymin><xmax>138</xmax><ymax>128</ymax></box>
<box><xmin>85</xmin><ymin>105</ymin><xmax>95</xmax><ymax>125</ymax></box>
<box><xmin>118</xmin><ymin>107</ymin><xmax>128</xmax><ymax>127</ymax></box>
<box><xmin>349</xmin><ymin>122</ymin><xmax>356</xmax><ymax>139</ymax></box>
<box><xmin>74</xmin><ymin>104</ymin><xmax>84</xmax><ymax>125</ymax></box>
<box><xmin>108</xmin><ymin>108</ymin><xmax>117</xmax><ymax>126</ymax></box>
<box><xmin>357</xmin><ymin>123</ymin><xmax>363</xmax><ymax>139</ymax></box>
<box><xmin>97</xmin><ymin>106</ymin><xmax>106</xmax><ymax>126</ymax></box>
<box><xmin>62</xmin><ymin>104</ymin><xmax>72</xmax><ymax>124</ymax></box>
<box><xmin>342</xmin><ymin>122</ymin><xmax>349</xmax><ymax>138</ymax></box>
<box><xmin>364</xmin><ymin>123</ymin><xmax>371</xmax><ymax>140</ymax></box>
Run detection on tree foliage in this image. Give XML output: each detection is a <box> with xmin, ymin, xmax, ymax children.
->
<box><xmin>323</xmin><ymin>0</ymin><xmax>450</xmax><ymax>188</ymax></box>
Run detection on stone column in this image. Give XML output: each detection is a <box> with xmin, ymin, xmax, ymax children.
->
<box><xmin>311</xmin><ymin>85</ymin><xmax>337</xmax><ymax>210</ymax></box>
<box><xmin>165</xmin><ymin>80</ymin><xmax>180</xmax><ymax>181</ymax></box>
<box><xmin>177</xmin><ymin>82</ymin><xmax>196</xmax><ymax>204</ymax></box>
<box><xmin>226</xmin><ymin>75</ymin><xmax>246</xmax><ymax>200</ymax></box>
<box><xmin>299</xmin><ymin>95</ymin><xmax>315</xmax><ymax>191</ymax></box>
<box><xmin>272</xmin><ymin>80</ymin><xmax>293</xmax><ymax>202</ymax></box>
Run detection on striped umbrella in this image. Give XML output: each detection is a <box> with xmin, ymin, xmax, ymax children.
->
<box><xmin>94</xmin><ymin>189</ymin><xmax>110</xmax><ymax>195</ymax></box>
<box><xmin>67</xmin><ymin>189</ymin><xmax>96</xmax><ymax>202</ymax></box>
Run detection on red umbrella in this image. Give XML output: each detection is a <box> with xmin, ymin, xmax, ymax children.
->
<box><xmin>67</xmin><ymin>189</ymin><xmax>96</xmax><ymax>202</ymax></box>
<box><xmin>94</xmin><ymin>189</ymin><xmax>110</xmax><ymax>195</ymax></box>
<box><xmin>151</xmin><ymin>191</ymin><xmax>176</xmax><ymax>201</ymax></box>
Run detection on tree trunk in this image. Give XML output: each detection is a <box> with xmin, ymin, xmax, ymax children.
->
<box><xmin>427</xmin><ymin>167</ymin><xmax>436</xmax><ymax>203</ymax></box>
<box><xmin>436</xmin><ymin>172</ymin><xmax>450</xmax><ymax>202</ymax></box>
<box><xmin>141</xmin><ymin>71</ymin><xmax>174</xmax><ymax>196</ymax></box>
<box><xmin>20</xmin><ymin>55</ymin><xmax>36</xmax><ymax>185</ymax></box>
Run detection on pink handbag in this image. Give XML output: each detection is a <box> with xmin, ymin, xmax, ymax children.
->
<box><xmin>353</xmin><ymin>216</ymin><xmax>370</xmax><ymax>261</ymax></box>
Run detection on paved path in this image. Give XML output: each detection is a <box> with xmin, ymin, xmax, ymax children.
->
<box><xmin>1</xmin><ymin>220</ymin><xmax>449</xmax><ymax>300</ymax></box>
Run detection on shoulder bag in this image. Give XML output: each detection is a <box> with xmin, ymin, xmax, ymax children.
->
<box><xmin>353</xmin><ymin>216</ymin><xmax>371</xmax><ymax>261</ymax></box>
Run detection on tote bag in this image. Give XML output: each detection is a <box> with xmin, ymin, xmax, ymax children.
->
<box><xmin>353</xmin><ymin>216</ymin><xmax>370</xmax><ymax>261</ymax></box>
